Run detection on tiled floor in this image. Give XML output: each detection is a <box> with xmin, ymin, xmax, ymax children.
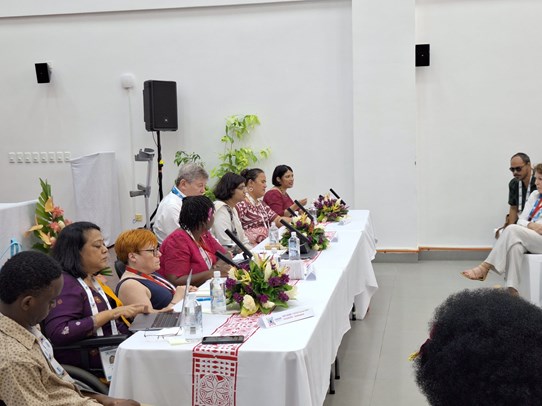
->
<box><xmin>323</xmin><ymin>260</ymin><xmax>501</xmax><ymax>406</ymax></box>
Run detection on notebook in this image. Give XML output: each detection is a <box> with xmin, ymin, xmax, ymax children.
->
<box><xmin>129</xmin><ymin>269</ymin><xmax>192</xmax><ymax>332</ymax></box>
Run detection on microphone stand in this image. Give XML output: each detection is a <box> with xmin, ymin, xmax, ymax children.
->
<box><xmin>129</xmin><ymin>148</ymin><xmax>155</xmax><ymax>229</ymax></box>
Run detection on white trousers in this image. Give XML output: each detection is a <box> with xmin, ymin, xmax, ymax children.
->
<box><xmin>486</xmin><ymin>224</ymin><xmax>542</xmax><ymax>289</ymax></box>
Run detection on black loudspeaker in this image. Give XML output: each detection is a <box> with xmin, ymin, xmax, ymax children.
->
<box><xmin>35</xmin><ymin>63</ymin><xmax>51</xmax><ymax>83</ymax></box>
<box><xmin>143</xmin><ymin>80</ymin><xmax>178</xmax><ymax>131</ymax></box>
<box><xmin>416</xmin><ymin>44</ymin><xmax>430</xmax><ymax>67</ymax></box>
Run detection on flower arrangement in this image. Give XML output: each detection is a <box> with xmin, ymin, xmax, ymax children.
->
<box><xmin>279</xmin><ymin>213</ymin><xmax>330</xmax><ymax>251</ymax></box>
<box><xmin>313</xmin><ymin>194</ymin><xmax>349</xmax><ymax>222</ymax></box>
<box><xmin>28</xmin><ymin>178</ymin><xmax>71</xmax><ymax>253</ymax></box>
<box><xmin>225</xmin><ymin>254</ymin><xmax>296</xmax><ymax>317</ymax></box>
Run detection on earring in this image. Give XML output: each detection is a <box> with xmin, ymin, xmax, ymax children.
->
<box><xmin>248</xmin><ymin>187</ymin><xmax>254</xmax><ymax>192</ymax></box>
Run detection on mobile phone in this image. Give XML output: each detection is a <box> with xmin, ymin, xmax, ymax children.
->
<box><xmin>201</xmin><ymin>335</ymin><xmax>245</xmax><ymax>345</ymax></box>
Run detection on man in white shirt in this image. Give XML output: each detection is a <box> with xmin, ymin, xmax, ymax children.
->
<box><xmin>153</xmin><ymin>162</ymin><xmax>208</xmax><ymax>243</ymax></box>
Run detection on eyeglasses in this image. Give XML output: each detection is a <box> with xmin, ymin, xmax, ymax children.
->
<box><xmin>510</xmin><ymin>164</ymin><xmax>527</xmax><ymax>173</ymax></box>
<box><xmin>138</xmin><ymin>246</ymin><xmax>160</xmax><ymax>256</ymax></box>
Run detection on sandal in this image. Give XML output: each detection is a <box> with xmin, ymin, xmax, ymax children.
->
<box><xmin>461</xmin><ymin>264</ymin><xmax>490</xmax><ymax>281</ymax></box>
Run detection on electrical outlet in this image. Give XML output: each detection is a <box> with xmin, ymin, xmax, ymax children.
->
<box><xmin>64</xmin><ymin>151</ymin><xmax>71</xmax><ymax>162</ymax></box>
<box><xmin>8</xmin><ymin>152</ymin><xmax>15</xmax><ymax>163</ymax></box>
<box><xmin>40</xmin><ymin>152</ymin><xmax>48</xmax><ymax>163</ymax></box>
<box><xmin>48</xmin><ymin>152</ymin><xmax>56</xmax><ymax>163</ymax></box>
<box><xmin>17</xmin><ymin>152</ymin><xmax>24</xmax><ymax>163</ymax></box>
<box><xmin>24</xmin><ymin>152</ymin><xmax>32</xmax><ymax>163</ymax></box>
<box><xmin>32</xmin><ymin>152</ymin><xmax>40</xmax><ymax>163</ymax></box>
<box><xmin>56</xmin><ymin>151</ymin><xmax>64</xmax><ymax>162</ymax></box>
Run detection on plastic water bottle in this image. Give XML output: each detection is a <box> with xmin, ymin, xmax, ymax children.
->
<box><xmin>182</xmin><ymin>293</ymin><xmax>203</xmax><ymax>342</ymax></box>
<box><xmin>210</xmin><ymin>271</ymin><xmax>227</xmax><ymax>314</ymax></box>
<box><xmin>308</xmin><ymin>205</ymin><xmax>318</xmax><ymax>223</ymax></box>
<box><xmin>269</xmin><ymin>222</ymin><xmax>279</xmax><ymax>244</ymax></box>
<box><xmin>288</xmin><ymin>232</ymin><xmax>301</xmax><ymax>260</ymax></box>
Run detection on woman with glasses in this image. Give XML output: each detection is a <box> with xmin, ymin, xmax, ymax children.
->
<box><xmin>462</xmin><ymin>163</ymin><xmax>542</xmax><ymax>295</ymax></box>
<box><xmin>43</xmin><ymin>221</ymin><xmax>146</xmax><ymax>373</ymax></box>
<box><xmin>212</xmin><ymin>172</ymin><xmax>253</xmax><ymax>252</ymax></box>
<box><xmin>114</xmin><ymin>229</ymin><xmax>190</xmax><ymax>311</ymax></box>
<box><xmin>263</xmin><ymin>164</ymin><xmax>307</xmax><ymax>217</ymax></box>
<box><xmin>158</xmin><ymin>195</ymin><xmax>231</xmax><ymax>287</ymax></box>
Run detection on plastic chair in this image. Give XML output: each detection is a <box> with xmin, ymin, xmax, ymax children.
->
<box><xmin>114</xmin><ymin>260</ymin><xmax>126</xmax><ymax>279</ymax></box>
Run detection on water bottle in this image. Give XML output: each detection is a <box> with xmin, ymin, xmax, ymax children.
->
<box><xmin>288</xmin><ymin>232</ymin><xmax>301</xmax><ymax>260</ymax></box>
<box><xmin>308</xmin><ymin>205</ymin><xmax>318</xmax><ymax>223</ymax></box>
<box><xmin>182</xmin><ymin>293</ymin><xmax>203</xmax><ymax>342</ymax></box>
<box><xmin>269</xmin><ymin>222</ymin><xmax>279</xmax><ymax>244</ymax></box>
<box><xmin>210</xmin><ymin>271</ymin><xmax>227</xmax><ymax>314</ymax></box>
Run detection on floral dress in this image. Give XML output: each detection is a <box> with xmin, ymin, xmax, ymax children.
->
<box><xmin>236</xmin><ymin>196</ymin><xmax>278</xmax><ymax>245</ymax></box>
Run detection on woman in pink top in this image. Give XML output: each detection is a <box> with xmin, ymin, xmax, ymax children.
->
<box><xmin>263</xmin><ymin>164</ymin><xmax>307</xmax><ymax>216</ymax></box>
<box><xmin>236</xmin><ymin>168</ymin><xmax>291</xmax><ymax>245</ymax></box>
<box><xmin>158</xmin><ymin>196</ymin><xmax>231</xmax><ymax>287</ymax></box>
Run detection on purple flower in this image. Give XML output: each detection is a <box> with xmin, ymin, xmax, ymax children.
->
<box><xmin>259</xmin><ymin>294</ymin><xmax>268</xmax><ymax>303</ymax></box>
<box><xmin>278</xmin><ymin>291</ymin><xmax>289</xmax><ymax>302</ymax></box>
<box><xmin>280</xmin><ymin>273</ymin><xmax>290</xmax><ymax>284</ymax></box>
<box><xmin>245</xmin><ymin>284</ymin><xmax>253</xmax><ymax>295</ymax></box>
<box><xmin>225</xmin><ymin>278</ymin><xmax>237</xmax><ymax>290</ymax></box>
<box><xmin>233</xmin><ymin>292</ymin><xmax>243</xmax><ymax>304</ymax></box>
<box><xmin>268</xmin><ymin>276</ymin><xmax>281</xmax><ymax>287</ymax></box>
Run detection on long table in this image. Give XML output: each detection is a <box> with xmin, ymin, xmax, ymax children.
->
<box><xmin>109</xmin><ymin>210</ymin><xmax>377</xmax><ymax>406</ymax></box>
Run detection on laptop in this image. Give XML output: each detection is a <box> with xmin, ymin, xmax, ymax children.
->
<box><xmin>129</xmin><ymin>270</ymin><xmax>192</xmax><ymax>332</ymax></box>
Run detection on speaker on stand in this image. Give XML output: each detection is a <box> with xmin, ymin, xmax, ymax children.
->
<box><xmin>143</xmin><ymin>80</ymin><xmax>178</xmax><ymax>205</ymax></box>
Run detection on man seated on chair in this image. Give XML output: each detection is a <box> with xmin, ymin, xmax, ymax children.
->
<box><xmin>0</xmin><ymin>251</ymin><xmax>139</xmax><ymax>406</ymax></box>
<box><xmin>153</xmin><ymin>162</ymin><xmax>208</xmax><ymax>244</ymax></box>
<box><xmin>508</xmin><ymin>152</ymin><xmax>536</xmax><ymax>225</ymax></box>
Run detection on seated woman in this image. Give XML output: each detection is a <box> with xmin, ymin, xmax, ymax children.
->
<box><xmin>43</xmin><ymin>221</ymin><xmax>146</xmax><ymax>372</ymax></box>
<box><xmin>413</xmin><ymin>289</ymin><xmax>542</xmax><ymax>405</ymax></box>
<box><xmin>263</xmin><ymin>164</ymin><xmax>307</xmax><ymax>216</ymax></box>
<box><xmin>158</xmin><ymin>195</ymin><xmax>231</xmax><ymax>287</ymax></box>
<box><xmin>236</xmin><ymin>168</ymin><xmax>291</xmax><ymax>245</ymax></box>
<box><xmin>212</xmin><ymin>172</ymin><xmax>253</xmax><ymax>252</ymax></box>
<box><xmin>114</xmin><ymin>228</ymin><xmax>188</xmax><ymax>311</ymax></box>
<box><xmin>462</xmin><ymin>163</ymin><xmax>542</xmax><ymax>295</ymax></box>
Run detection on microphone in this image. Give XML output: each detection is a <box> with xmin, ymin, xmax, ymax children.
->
<box><xmin>329</xmin><ymin>188</ymin><xmax>346</xmax><ymax>206</ymax></box>
<box><xmin>215</xmin><ymin>251</ymin><xmax>238</xmax><ymax>268</ymax></box>
<box><xmin>224</xmin><ymin>229</ymin><xmax>253</xmax><ymax>260</ymax></box>
<box><xmin>286</xmin><ymin>207</ymin><xmax>297</xmax><ymax>217</ymax></box>
<box><xmin>293</xmin><ymin>199</ymin><xmax>314</xmax><ymax>222</ymax></box>
<box><xmin>279</xmin><ymin>219</ymin><xmax>313</xmax><ymax>256</ymax></box>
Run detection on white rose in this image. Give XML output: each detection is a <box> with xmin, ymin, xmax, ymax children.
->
<box><xmin>228</xmin><ymin>268</ymin><xmax>238</xmax><ymax>280</ymax></box>
<box><xmin>243</xmin><ymin>295</ymin><xmax>257</xmax><ymax>312</ymax></box>
<box><xmin>261</xmin><ymin>300</ymin><xmax>275</xmax><ymax>309</ymax></box>
<box><xmin>286</xmin><ymin>285</ymin><xmax>298</xmax><ymax>300</ymax></box>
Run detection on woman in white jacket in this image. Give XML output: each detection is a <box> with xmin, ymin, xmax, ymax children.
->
<box><xmin>212</xmin><ymin>172</ymin><xmax>253</xmax><ymax>253</ymax></box>
<box><xmin>462</xmin><ymin>163</ymin><xmax>542</xmax><ymax>294</ymax></box>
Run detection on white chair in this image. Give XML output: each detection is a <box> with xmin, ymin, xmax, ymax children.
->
<box><xmin>517</xmin><ymin>254</ymin><xmax>542</xmax><ymax>307</ymax></box>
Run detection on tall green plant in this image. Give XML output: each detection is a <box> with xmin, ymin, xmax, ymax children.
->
<box><xmin>210</xmin><ymin>114</ymin><xmax>270</xmax><ymax>180</ymax></box>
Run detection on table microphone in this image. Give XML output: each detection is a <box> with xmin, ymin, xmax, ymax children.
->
<box><xmin>279</xmin><ymin>219</ymin><xmax>312</xmax><ymax>255</ymax></box>
<box><xmin>224</xmin><ymin>229</ymin><xmax>253</xmax><ymax>260</ymax></box>
<box><xmin>215</xmin><ymin>251</ymin><xmax>238</xmax><ymax>268</ymax></box>
<box><xmin>294</xmin><ymin>199</ymin><xmax>314</xmax><ymax>222</ymax></box>
<box><xmin>329</xmin><ymin>188</ymin><xmax>346</xmax><ymax>206</ymax></box>
<box><xmin>286</xmin><ymin>207</ymin><xmax>297</xmax><ymax>217</ymax></box>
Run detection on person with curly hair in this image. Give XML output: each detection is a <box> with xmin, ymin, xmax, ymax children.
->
<box><xmin>157</xmin><ymin>195</ymin><xmax>231</xmax><ymax>287</ymax></box>
<box><xmin>412</xmin><ymin>288</ymin><xmax>542</xmax><ymax>405</ymax></box>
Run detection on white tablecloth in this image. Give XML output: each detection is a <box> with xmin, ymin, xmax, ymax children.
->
<box><xmin>109</xmin><ymin>210</ymin><xmax>377</xmax><ymax>406</ymax></box>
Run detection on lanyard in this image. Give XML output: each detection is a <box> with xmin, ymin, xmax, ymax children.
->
<box><xmin>519</xmin><ymin>176</ymin><xmax>533</xmax><ymax>213</ymax></box>
<box><xmin>225</xmin><ymin>205</ymin><xmax>239</xmax><ymax>237</ymax></box>
<box><xmin>186</xmin><ymin>230</ymin><xmax>213</xmax><ymax>269</ymax></box>
<box><xmin>171</xmin><ymin>186</ymin><xmax>185</xmax><ymax>200</ymax></box>
<box><xmin>29</xmin><ymin>326</ymin><xmax>75</xmax><ymax>383</ymax></box>
<box><xmin>124</xmin><ymin>266</ymin><xmax>176</xmax><ymax>294</ymax></box>
<box><xmin>528</xmin><ymin>195</ymin><xmax>542</xmax><ymax>222</ymax></box>
<box><xmin>77</xmin><ymin>277</ymin><xmax>119</xmax><ymax>336</ymax></box>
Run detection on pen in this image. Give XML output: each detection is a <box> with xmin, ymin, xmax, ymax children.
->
<box><xmin>196</xmin><ymin>297</ymin><xmax>211</xmax><ymax>302</ymax></box>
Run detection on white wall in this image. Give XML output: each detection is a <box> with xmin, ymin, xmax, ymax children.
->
<box><xmin>2</xmin><ymin>0</ymin><xmax>540</xmax><ymax>251</ymax></box>
<box><xmin>0</xmin><ymin>0</ymin><xmax>353</xmax><ymax>245</ymax></box>
<box><xmin>416</xmin><ymin>0</ymin><xmax>542</xmax><ymax>247</ymax></box>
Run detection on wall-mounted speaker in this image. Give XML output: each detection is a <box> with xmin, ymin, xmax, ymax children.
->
<box><xmin>35</xmin><ymin>63</ymin><xmax>51</xmax><ymax>83</ymax></box>
<box><xmin>143</xmin><ymin>80</ymin><xmax>178</xmax><ymax>132</ymax></box>
<box><xmin>416</xmin><ymin>44</ymin><xmax>430</xmax><ymax>67</ymax></box>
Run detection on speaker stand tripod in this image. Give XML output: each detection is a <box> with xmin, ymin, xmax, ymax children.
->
<box><xmin>129</xmin><ymin>148</ymin><xmax>155</xmax><ymax>229</ymax></box>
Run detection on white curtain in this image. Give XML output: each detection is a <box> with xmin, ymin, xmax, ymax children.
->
<box><xmin>70</xmin><ymin>152</ymin><xmax>121</xmax><ymax>246</ymax></box>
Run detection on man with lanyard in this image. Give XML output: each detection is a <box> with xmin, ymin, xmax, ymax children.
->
<box><xmin>153</xmin><ymin>162</ymin><xmax>208</xmax><ymax>244</ymax></box>
<box><xmin>0</xmin><ymin>251</ymin><xmax>140</xmax><ymax>406</ymax></box>
<box><xmin>496</xmin><ymin>152</ymin><xmax>536</xmax><ymax>238</ymax></box>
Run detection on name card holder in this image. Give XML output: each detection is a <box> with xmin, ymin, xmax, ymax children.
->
<box><xmin>259</xmin><ymin>307</ymin><xmax>314</xmax><ymax>328</ymax></box>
